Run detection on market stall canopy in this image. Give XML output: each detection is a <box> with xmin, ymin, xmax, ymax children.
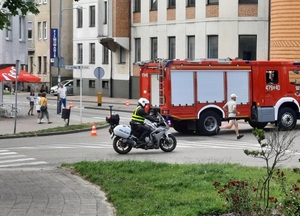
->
<box><xmin>0</xmin><ymin>66</ymin><xmax>41</xmax><ymax>82</ymax></box>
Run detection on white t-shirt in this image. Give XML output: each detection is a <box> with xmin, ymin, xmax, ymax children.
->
<box><xmin>35</xmin><ymin>96</ymin><xmax>41</xmax><ymax>111</ymax></box>
<box><xmin>225</xmin><ymin>100</ymin><xmax>237</xmax><ymax>117</ymax></box>
<box><xmin>58</xmin><ymin>86</ymin><xmax>67</xmax><ymax>99</ymax></box>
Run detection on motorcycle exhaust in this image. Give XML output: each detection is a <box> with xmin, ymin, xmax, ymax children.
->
<box><xmin>122</xmin><ymin>138</ymin><xmax>136</xmax><ymax>146</ymax></box>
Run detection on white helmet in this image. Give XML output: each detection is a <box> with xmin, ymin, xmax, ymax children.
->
<box><xmin>138</xmin><ymin>97</ymin><xmax>150</xmax><ymax>107</ymax></box>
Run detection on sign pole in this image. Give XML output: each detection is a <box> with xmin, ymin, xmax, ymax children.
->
<box><xmin>13</xmin><ymin>60</ymin><xmax>20</xmax><ymax>134</ymax></box>
<box><xmin>80</xmin><ymin>66</ymin><xmax>83</xmax><ymax>124</ymax></box>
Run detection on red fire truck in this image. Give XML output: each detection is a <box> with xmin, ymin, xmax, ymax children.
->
<box><xmin>138</xmin><ymin>58</ymin><xmax>300</xmax><ymax>135</ymax></box>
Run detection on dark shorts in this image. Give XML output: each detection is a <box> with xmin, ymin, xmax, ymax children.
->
<box><xmin>228</xmin><ymin>117</ymin><xmax>237</xmax><ymax>120</ymax></box>
<box><xmin>30</xmin><ymin>102</ymin><xmax>34</xmax><ymax>105</ymax></box>
<box><xmin>37</xmin><ymin>110</ymin><xmax>40</xmax><ymax>113</ymax></box>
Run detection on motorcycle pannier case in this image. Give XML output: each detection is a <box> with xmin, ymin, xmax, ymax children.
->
<box><xmin>113</xmin><ymin>125</ymin><xmax>131</xmax><ymax>138</ymax></box>
<box><xmin>106</xmin><ymin>114</ymin><xmax>120</xmax><ymax>125</ymax></box>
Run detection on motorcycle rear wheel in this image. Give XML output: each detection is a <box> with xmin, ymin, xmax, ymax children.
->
<box><xmin>159</xmin><ymin>134</ymin><xmax>177</xmax><ymax>152</ymax></box>
<box><xmin>113</xmin><ymin>137</ymin><xmax>132</xmax><ymax>154</ymax></box>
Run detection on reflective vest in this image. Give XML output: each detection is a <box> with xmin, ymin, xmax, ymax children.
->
<box><xmin>131</xmin><ymin>106</ymin><xmax>144</xmax><ymax>123</ymax></box>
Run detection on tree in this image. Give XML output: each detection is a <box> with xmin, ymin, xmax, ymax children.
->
<box><xmin>0</xmin><ymin>0</ymin><xmax>39</xmax><ymax>30</ymax></box>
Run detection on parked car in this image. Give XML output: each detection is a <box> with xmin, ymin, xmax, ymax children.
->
<box><xmin>50</xmin><ymin>79</ymin><xmax>73</xmax><ymax>96</ymax></box>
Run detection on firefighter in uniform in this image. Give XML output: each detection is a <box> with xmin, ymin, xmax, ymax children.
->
<box><xmin>131</xmin><ymin>98</ymin><xmax>158</xmax><ymax>144</ymax></box>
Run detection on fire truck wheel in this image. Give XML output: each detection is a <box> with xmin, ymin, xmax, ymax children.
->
<box><xmin>278</xmin><ymin>107</ymin><xmax>297</xmax><ymax>131</ymax></box>
<box><xmin>248</xmin><ymin>120</ymin><xmax>268</xmax><ymax>129</ymax></box>
<box><xmin>197</xmin><ymin>111</ymin><xmax>221</xmax><ymax>136</ymax></box>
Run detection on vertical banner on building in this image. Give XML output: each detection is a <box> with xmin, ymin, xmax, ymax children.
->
<box><xmin>50</xmin><ymin>28</ymin><xmax>58</xmax><ymax>66</ymax></box>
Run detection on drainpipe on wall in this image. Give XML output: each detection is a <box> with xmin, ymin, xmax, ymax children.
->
<box><xmin>128</xmin><ymin>1</ymin><xmax>132</xmax><ymax>99</ymax></box>
<box><xmin>110</xmin><ymin>50</ymin><xmax>113</xmax><ymax>98</ymax></box>
<box><xmin>268</xmin><ymin>0</ymin><xmax>271</xmax><ymax>60</ymax></box>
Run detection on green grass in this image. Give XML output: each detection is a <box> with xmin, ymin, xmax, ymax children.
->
<box><xmin>63</xmin><ymin>161</ymin><xmax>300</xmax><ymax>216</ymax></box>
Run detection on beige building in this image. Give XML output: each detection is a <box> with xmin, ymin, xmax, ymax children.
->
<box><xmin>27</xmin><ymin>0</ymin><xmax>73</xmax><ymax>93</ymax></box>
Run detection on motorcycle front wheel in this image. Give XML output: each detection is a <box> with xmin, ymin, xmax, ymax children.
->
<box><xmin>113</xmin><ymin>137</ymin><xmax>132</xmax><ymax>154</ymax></box>
<box><xmin>159</xmin><ymin>134</ymin><xmax>177</xmax><ymax>152</ymax></box>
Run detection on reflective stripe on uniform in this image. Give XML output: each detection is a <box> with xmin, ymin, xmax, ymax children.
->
<box><xmin>131</xmin><ymin>106</ymin><xmax>144</xmax><ymax>123</ymax></box>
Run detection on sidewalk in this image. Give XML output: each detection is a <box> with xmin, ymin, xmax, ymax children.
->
<box><xmin>0</xmin><ymin>93</ymin><xmax>138</xmax><ymax>136</ymax></box>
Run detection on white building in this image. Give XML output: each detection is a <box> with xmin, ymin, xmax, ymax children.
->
<box><xmin>72</xmin><ymin>0</ymin><xmax>269</xmax><ymax>99</ymax></box>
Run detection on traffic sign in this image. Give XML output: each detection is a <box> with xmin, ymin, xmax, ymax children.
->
<box><xmin>94</xmin><ymin>67</ymin><xmax>105</xmax><ymax>79</ymax></box>
<box><xmin>65</xmin><ymin>65</ymin><xmax>89</xmax><ymax>70</ymax></box>
<box><xmin>65</xmin><ymin>65</ymin><xmax>80</xmax><ymax>70</ymax></box>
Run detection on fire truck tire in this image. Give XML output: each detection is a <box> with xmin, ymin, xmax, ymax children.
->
<box><xmin>277</xmin><ymin>107</ymin><xmax>297</xmax><ymax>130</ymax></box>
<box><xmin>197</xmin><ymin>111</ymin><xmax>221</xmax><ymax>136</ymax></box>
<box><xmin>248</xmin><ymin>120</ymin><xmax>268</xmax><ymax>129</ymax></box>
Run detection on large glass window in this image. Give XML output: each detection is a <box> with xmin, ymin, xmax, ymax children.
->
<box><xmin>90</xmin><ymin>43</ymin><xmax>95</xmax><ymax>64</ymax></box>
<box><xmin>104</xmin><ymin>1</ymin><xmax>108</xmax><ymax>24</ymax></box>
<box><xmin>168</xmin><ymin>0</ymin><xmax>176</xmax><ymax>8</ymax></box>
<box><xmin>168</xmin><ymin>37</ymin><xmax>176</xmax><ymax>60</ymax></box>
<box><xmin>102</xmin><ymin>46</ymin><xmax>109</xmax><ymax>64</ymax></box>
<box><xmin>77</xmin><ymin>8</ymin><xmax>83</xmax><ymax>28</ymax></box>
<box><xmin>239</xmin><ymin>0</ymin><xmax>258</xmax><ymax>3</ymax></box>
<box><xmin>27</xmin><ymin>21</ymin><xmax>33</xmax><ymax>40</ymax></box>
<box><xmin>119</xmin><ymin>47</ymin><xmax>126</xmax><ymax>64</ymax></box>
<box><xmin>187</xmin><ymin>36</ymin><xmax>195</xmax><ymax>60</ymax></box>
<box><xmin>38</xmin><ymin>22</ymin><xmax>42</xmax><ymax>40</ymax></box>
<box><xmin>43</xmin><ymin>21</ymin><xmax>47</xmax><ymax>39</ymax></box>
<box><xmin>134</xmin><ymin>0</ymin><xmax>141</xmax><ymax>12</ymax></box>
<box><xmin>43</xmin><ymin>56</ymin><xmax>47</xmax><ymax>74</ymax></box>
<box><xmin>238</xmin><ymin>35</ymin><xmax>257</xmax><ymax>60</ymax></box>
<box><xmin>19</xmin><ymin>16</ymin><xmax>25</xmax><ymax>41</ymax></box>
<box><xmin>207</xmin><ymin>0</ymin><xmax>219</xmax><ymax>4</ymax></box>
<box><xmin>38</xmin><ymin>56</ymin><xmax>42</xmax><ymax>74</ymax></box>
<box><xmin>135</xmin><ymin>38</ymin><xmax>141</xmax><ymax>62</ymax></box>
<box><xmin>77</xmin><ymin>43</ymin><xmax>83</xmax><ymax>64</ymax></box>
<box><xmin>187</xmin><ymin>0</ymin><xmax>195</xmax><ymax>7</ymax></box>
<box><xmin>208</xmin><ymin>35</ymin><xmax>218</xmax><ymax>58</ymax></box>
<box><xmin>150</xmin><ymin>0</ymin><xmax>157</xmax><ymax>10</ymax></box>
<box><xmin>89</xmin><ymin>6</ymin><xmax>95</xmax><ymax>27</ymax></box>
<box><xmin>151</xmin><ymin>37</ymin><xmax>157</xmax><ymax>60</ymax></box>
<box><xmin>5</xmin><ymin>15</ymin><xmax>12</xmax><ymax>40</ymax></box>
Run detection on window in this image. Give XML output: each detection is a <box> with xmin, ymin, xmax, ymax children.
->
<box><xmin>104</xmin><ymin>1</ymin><xmax>108</xmax><ymax>24</ymax></box>
<box><xmin>168</xmin><ymin>0</ymin><xmax>176</xmax><ymax>8</ymax></box>
<box><xmin>238</xmin><ymin>35</ymin><xmax>257</xmax><ymax>60</ymax></box>
<box><xmin>266</xmin><ymin>70</ymin><xmax>278</xmax><ymax>84</ymax></box>
<box><xmin>102</xmin><ymin>81</ymin><xmax>109</xmax><ymax>89</ymax></box>
<box><xmin>19</xmin><ymin>16</ymin><xmax>25</xmax><ymax>41</ymax></box>
<box><xmin>208</xmin><ymin>35</ymin><xmax>218</xmax><ymax>58</ymax></box>
<box><xmin>38</xmin><ymin>56</ymin><xmax>42</xmax><ymax>74</ymax></box>
<box><xmin>168</xmin><ymin>37</ymin><xmax>176</xmax><ymax>60</ymax></box>
<box><xmin>151</xmin><ymin>37</ymin><xmax>157</xmax><ymax>60</ymax></box>
<box><xmin>38</xmin><ymin>22</ymin><xmax>42</xmax><ymax>40</ymax></box>
<box><xmin>76</xmin><ymin>79</ymin><xmax>80</xmax><ymax>87</ymax></box>
<box><xmin>28</xmin><ymin>21</ymin><xmax>33</xmax><ymax>40</ymax></box>
<box><xmin>90</xmin><ymin>43</ymin><xmax>95</xmax><ymax>64</ymax></box>
<box><xmin>207</xmin><ymin>0</ymin><xmax>218</xmax><ymax>4</ymax></box>
<box><xmin>43</xmin><ymin>0</ymin><xmax>47</xmax><ymax>3</ymax></box>
<box><xmin>77</xmin><ymin>8</ymin><xmax>83</xmax><ymax>28</ymax></box>
<box><xmin>77</xmin><ymin>43</ymin><xmax>83</xmax><ymax>64</ymax></box>
<box><xmin>102</xmin><ymin>46</ymin><xmax>109</xmax><ymax>64</ymax></box>
<box><xmin>187</xmin><ymin>36</ymin><xmax>195</xmax><ymax>60</ymax></box>
<box><xmin>43</xmin><ymin>56</ymin><xmax>47</xmax><ymax>74</ymax></box>
<box><xmin>119</xmin><ymin>47</ymin><xmax>126</xmax><ymax>64</ymax></box>
<box><xmin>187</xmin><ymin>0</ymin><xmax>195</xmax><ymax>7</ymax></box>
<box><xmin>239</xmin><ymin>0</ymin><xmax>258</xmax><ymax>3</ymax></box>
<box><xmin>134</xmin><ymin>0</ymin><xmax>141</xmax><ymax>12</ymax></box>
<box><xmin>38</xmin><ymin>0</ymin><xmax>42</xmax><ymax>4</ymax></box>
<box><xmin>89</xmin><ymin>80</ymin><xmax>95</xmax><ymax>88</ymax></box>
<box><xmin>43</xmin><ymin>21</ymin><xmax>47</xmax><ymax>39</ymax></box>
<box><xmin>135</xmin><ymin>38</ymin><xmax>141</xmax><ymax>62</ymax></box>
<box><xmin>5</xmin><ymin>15</ymin><xmax>12</xmax><ymax>40</ymax></box>
<box><xmin>89</xmin><ymin>6</ymin><xmax>95</xmax><ymax>27</ymax></box>
<box><xmin>150</xmin><ymin>0</ymin><xmax>157</xmax><ymax>10</ymax></box>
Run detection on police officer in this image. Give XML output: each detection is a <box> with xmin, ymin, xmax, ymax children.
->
<box><xmin>131</xmin><ymin>98</ymin><xmax>157</xmax><ymax>144</ymax></box>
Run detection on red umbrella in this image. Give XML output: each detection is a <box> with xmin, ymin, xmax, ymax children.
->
<box><xmin>0</xmin><ymin>66</ymin><xmax>41</xmax><ymax>82</ymax></box>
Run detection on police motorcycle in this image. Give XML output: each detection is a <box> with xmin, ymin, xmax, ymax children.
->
<box><xmin>105</xmin><ymin>105</ymin><xmax>177</xmax><ymax>154</ymax></box>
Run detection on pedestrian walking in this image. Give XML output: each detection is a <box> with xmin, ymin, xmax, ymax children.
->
<box><xmin>39</xmin><ymin>92</ymin><xmax>52</xmax><ymax>124</ymax></box>
<box><xmin>218</xmin><ymin>93</ymin><xmax>244</xmax><ymax>139</ymax></box>
<box><xmin>35</xmin><ymin>92</ymin><xmax>43</xmax><ymax>123</ymax></box>
<box><xmin>58</xmin><ymin>83</ymin><xmax>67</xmax><ymax>113</ymax></box>
<box><xmin>27</xmin><ymin>91</ymin><xmax>35</xmax><ymax>116</ymax></box>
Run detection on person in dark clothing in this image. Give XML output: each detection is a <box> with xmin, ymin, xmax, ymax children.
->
<box><xmin>131</xmin><ymin>97</ymin><xmax>157</xmax><ymax>144</ymax></box>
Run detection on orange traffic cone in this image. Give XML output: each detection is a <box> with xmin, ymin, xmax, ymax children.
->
<box><xmin>126</xmin><ymin>100</ymin><xmax>130</xmax><ymax>106</ymax></box>
<box><xmin>90</xmin><ymin>124</ymin><xmax>97</xmax><ymax>136</ymax></box>
<box><xmin>69</xmin><ymin>100</ymin><xmax>73</xmax><ymax>109</ymax></box>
